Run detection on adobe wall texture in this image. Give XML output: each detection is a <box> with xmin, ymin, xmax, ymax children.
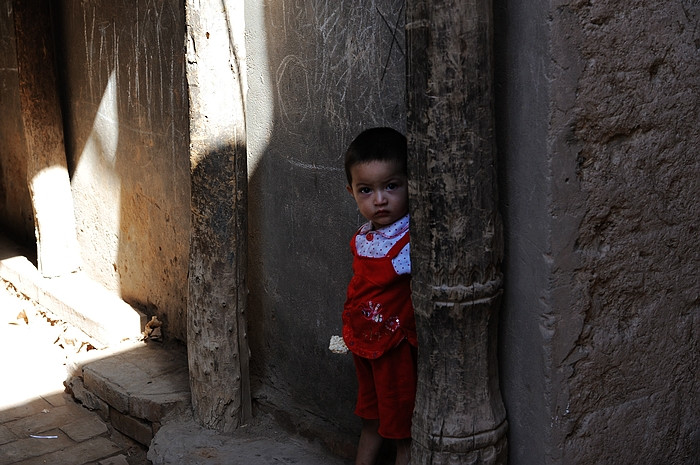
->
<box><xmin>0</xmin><ymin>0</ymin><xmax>190</xmax><ymax>341</ymax></box>
<box><xmin>553</xmin><ymin>1</ymin><xmax>698</xmax><ymax>462</ymax></box>
<box><xmin>496</xmin><ymin>0</ymin><xmax>698</xmax><ymax>463</ymax></box>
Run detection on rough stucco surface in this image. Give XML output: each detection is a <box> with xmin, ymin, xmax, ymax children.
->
<box><xmin>497</xmin><ymin>0</ymin><xmax>698</xmax><ymax>463</ymax></box>
<box><xmin>54</xmin><ymin>0</ymin><xmax>190</xmax><ymax>340</ymax></box>
<box><xmin>245</xmin><ymin>0</ymin><xmax>406</xmax><ymax>454</ymax></box>
<box><xmin>552</xmin><ymin>1</ymin><xmax>699</xmax><ymax>463</ymax></box>
<box><xmin>0</xmin><ymin>2</ymin><xmax>34</xmax><ymax>244</ymax></box>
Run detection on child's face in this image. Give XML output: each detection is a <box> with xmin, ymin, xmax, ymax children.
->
<box><xmin>346</xmin><ymin>160</ymin><xmax>409</xmax><ymax>229</ymax></box>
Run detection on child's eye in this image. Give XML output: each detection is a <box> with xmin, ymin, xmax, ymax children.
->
<box><xmin>386</xmin><ymin>183</ymin><xmax>397</xmax><ymax>190</ymax></box>
<box><xmin>359</xmin><ymin>187</ymin><xmax>371</xmax><ymax>194</ymax></box>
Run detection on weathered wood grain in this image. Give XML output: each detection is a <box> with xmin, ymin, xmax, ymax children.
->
<box><xmin>406</xmin><ymin>1</ymin><xmax>508</xmax><ymax>463</ymax></box>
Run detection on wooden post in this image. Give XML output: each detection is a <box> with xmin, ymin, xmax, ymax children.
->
<box><xmin>406</xmin><ymin>1</ymin><xmax>508</xmax><ymax>463</ymax></box>
<box><xmin>185</xmin><ymin>0</ymin><xmax>251</xmax><ymax>432</ymax></box>
<box><xmin>13</xmin><ymin>0</ymin><xmax>81</xmax><ymax>277</ymax></box>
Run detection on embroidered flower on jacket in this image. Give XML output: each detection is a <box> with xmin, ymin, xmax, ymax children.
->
<box><xmin>385</xmin><ymin>316</ymin><xmax>400</xmax><ymax>333</ymax></box>
<box><xmin>361</xmin><ymin>301</ymin><xmax>383</xmax><ymax>323</ymax></box>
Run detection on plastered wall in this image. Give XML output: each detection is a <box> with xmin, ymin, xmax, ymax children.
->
<box><xmin>494</xmin><ymin>0</ymin><xmax>553</xmax><ymax>460</ymax></box>
<box><xmin>53</xmin><ymin>0</ymin><xmax>190</xmax><ymax>340</ymax></box>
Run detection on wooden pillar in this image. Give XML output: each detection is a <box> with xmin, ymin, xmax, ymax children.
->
<box><xmin>406</xmin><ymin>1</ymin><xmax>508</xmax><ymax>463</ymax></box>
<box><xmin>13</xmin><ymin>0</ymin><xmax>81</xmax><ymax>277</ymax></box>
<box><xmin>185</xmin><ymin>0</ymin><xmax>251</xmax><ymax>432</ymax></box>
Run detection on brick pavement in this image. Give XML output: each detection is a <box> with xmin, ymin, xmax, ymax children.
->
<box><xmin>0</xmin><ymin>282</ymin><xmax>146</xmax><ymax>465</ymax></box>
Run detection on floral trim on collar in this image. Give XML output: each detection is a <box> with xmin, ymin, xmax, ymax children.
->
<box><xmin>358</xmin><ymin>214</ymin><xmax>410</xmax><ymax>239</ymax></box>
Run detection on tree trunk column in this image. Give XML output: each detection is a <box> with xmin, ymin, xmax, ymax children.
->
<box><xmin>14</xmin><ymin>0</ymin><xmax>81</xmax><ymax>278</ymax></box>
<box><xmin>406</xmin><ymin>1</ymin><xmax>508</xmax><ymax>463</ymax></box>
<box><xmin>185</xmin><ymin>0</ymin><xmax>251</xmax><ymax>432</ymax></box>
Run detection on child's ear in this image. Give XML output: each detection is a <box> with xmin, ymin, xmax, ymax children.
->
<box><xmin>346</xmin><ymin>185</ymin><xmax>354</xmax><ymax>196</ymax></box>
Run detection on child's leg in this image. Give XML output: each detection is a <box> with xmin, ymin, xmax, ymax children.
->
<box><xmin>356</xmin><ymin>419</ymin><xmax>382</xmax><ymax>465</ymax></box>
<box><xmin>394</xmin><ymin>438</ymin><xmax>411</xmax><ymax>465</ymax></box>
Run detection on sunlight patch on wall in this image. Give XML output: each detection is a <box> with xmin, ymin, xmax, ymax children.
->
<box><xmin>72</xmin><ymin>70</ymin><xmax>122</xmax><ymax>293</ymax></box>
<box><xmin>29</xmin><ymin>164</ymin><xmax>82</xmax><ymax>276</ymax></box>
<box><xmin>91</xmin><ymin>69</ymin><xmax>120</xmax><ymax>167</ymax></box>
<box><xmin>244</xmin><ymin>1</ymin><xmax>273</xmax><ymax>176</ymax></box>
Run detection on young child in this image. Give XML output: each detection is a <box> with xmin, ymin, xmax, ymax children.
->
<box><xmin>342</xmin><ymin>127</ymin><xmax>418</xmax><ymax>465</ymax></box>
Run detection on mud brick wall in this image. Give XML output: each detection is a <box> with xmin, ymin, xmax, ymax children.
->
<box><xmin>553</xmin><ymin>2</ymin><xmax>698</xmax><ymax>462</ymax></box>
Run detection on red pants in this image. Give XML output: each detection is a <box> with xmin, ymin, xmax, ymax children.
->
<box><xmin>353</xmin><ymin>341</ymin><xmax>417</xmax><ymax>439</ymax></box>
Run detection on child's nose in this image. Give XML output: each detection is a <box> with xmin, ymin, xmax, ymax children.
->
<box><xmin>374</xmin><ymin>191</ymin><xmax>387</xmax><ymax>204</ymax></box>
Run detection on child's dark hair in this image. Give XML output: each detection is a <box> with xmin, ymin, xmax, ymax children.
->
<box><xmin>344</xmin><ymin>127</ymin><xmax>407</xmax><ymax>185</ymax></box>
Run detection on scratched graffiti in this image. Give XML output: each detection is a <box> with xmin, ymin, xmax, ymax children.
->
<box><xmin>77</xmin><ymin>0</ymin><xmax>185</xmax><ymax>139</ymax></box>
<box><xmin>245</xmin><ymin>1</ymin><xmax>409</xmax><ymax>430</ymax></box>
<box><xmin>276</xmin><ymin>54</ymin><xmax>311</xmax><ymax>127</ymax></box>
<box><xmin>376</xmin><ymin>3</ymin><xmax>405</xmax><ymax>81</ymax></box>
<box><xmin>268</xmin><ymin>0</ymin><xmax>406</xmax><ymax>160</ymax></box>
<box><xmin>59</xmin><ymin>0</ymin><xmax>190</xmax><ymax>341</ymax></box>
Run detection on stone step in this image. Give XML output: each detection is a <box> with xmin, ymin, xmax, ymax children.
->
<box><xmin>0</xmin><ymin>234</ymin><xmax>146</xmax><ymax>346</ymax></box>
<box><xmin>67</xmin><ymin>342</ymin><xmax>191</xmax><ymax>447</ymax></box>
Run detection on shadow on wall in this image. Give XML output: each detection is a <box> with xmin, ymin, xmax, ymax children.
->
<box><xmin>46</xmin><ymin>1</ymin><xmax>360</xmax><ymax>451</ymax></box>
<box><xmin>0</xmin><ymin>2</ymin><xmax>39</xmax><ymax>250</ymax></box>
<box><xmin>51</xmin><ymin>1</ymin><xmax>190</xmax><ymax>341</ymax></box>
<box><xmin>245</xmin><ymin>0</ymin><xmax>407</xmax><ymax>456</ymax></box>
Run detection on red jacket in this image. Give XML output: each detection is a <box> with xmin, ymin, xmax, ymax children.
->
<box><xmin>343</xmin><ymin>231</ymin><xmax>417</xmax><ymax>359</ymax></box>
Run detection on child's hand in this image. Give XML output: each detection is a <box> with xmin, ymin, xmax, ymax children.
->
<box><xmin>329</xmin><ymin>335</ymin><xmax>348</xmax><ymax>354</ymax></box>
